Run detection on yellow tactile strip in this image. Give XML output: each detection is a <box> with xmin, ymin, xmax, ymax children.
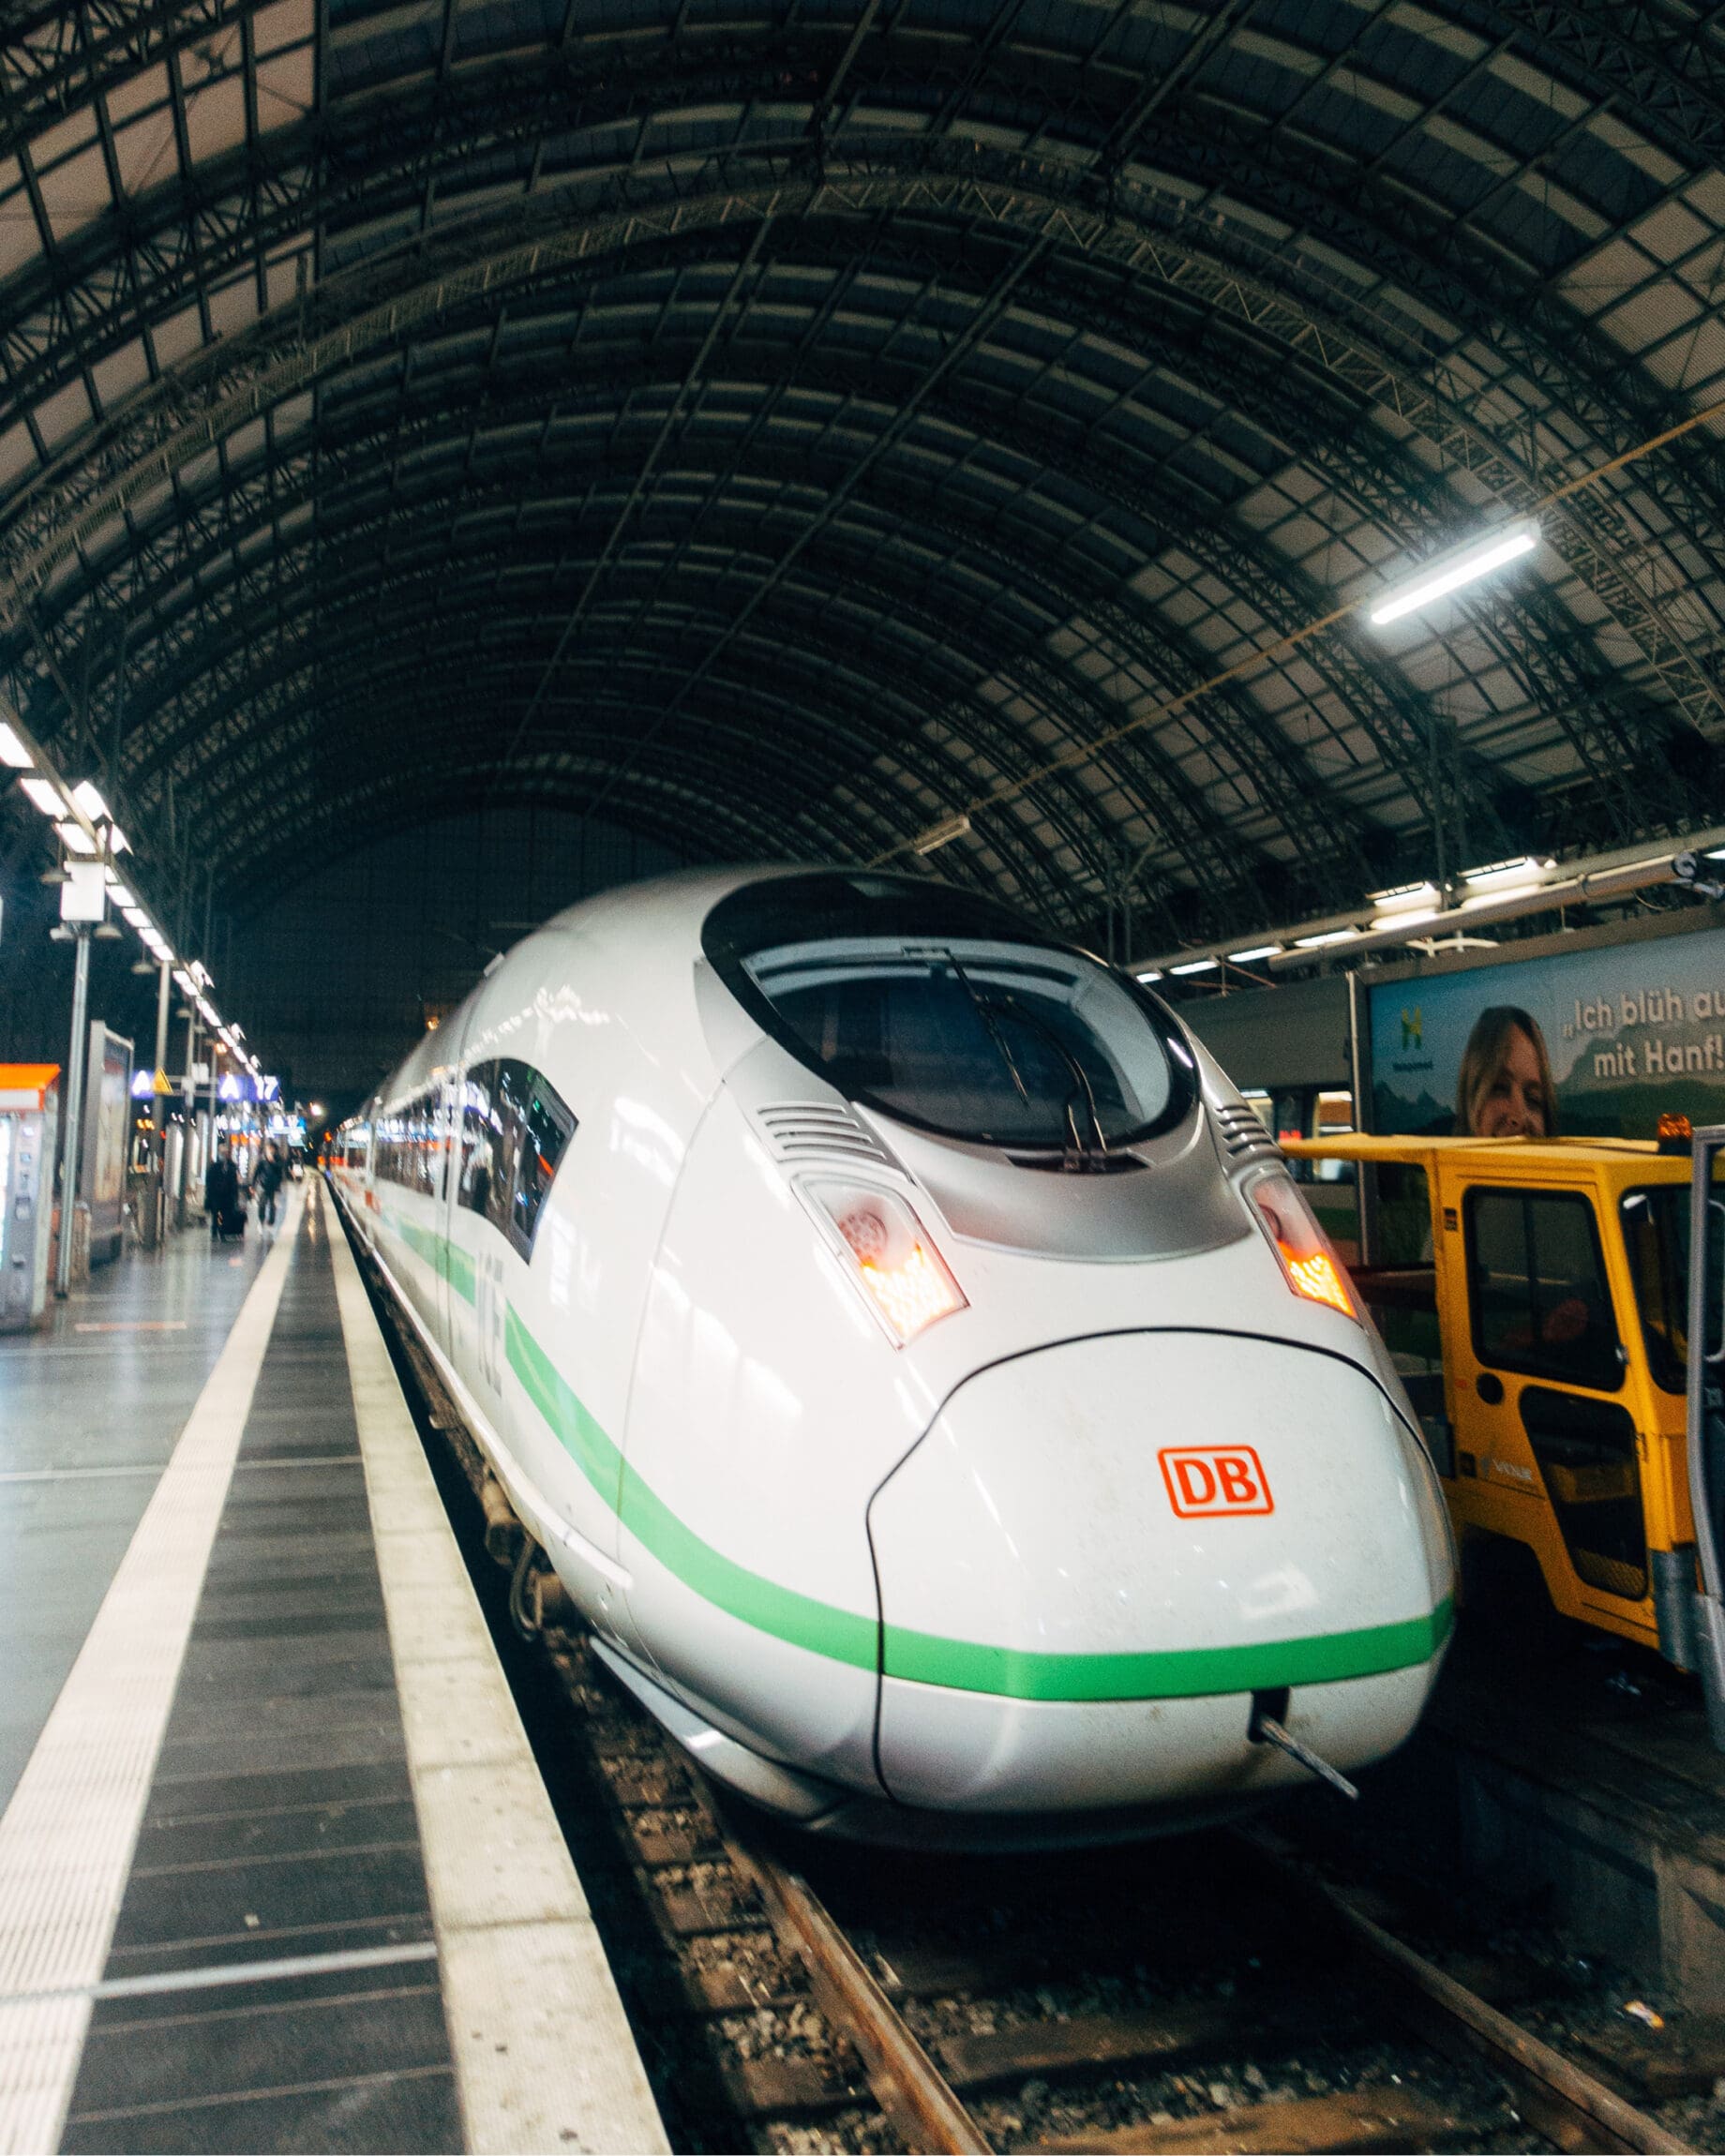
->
<box><xmin>323</xmin><ymin>1184</ymin><xmax>668</xmax><ymax>2156</ymax></box>
<box><xmin>0</xmin><ymin>1188</ymin><xmax>304</xmax><ymax>2156</ymax></box>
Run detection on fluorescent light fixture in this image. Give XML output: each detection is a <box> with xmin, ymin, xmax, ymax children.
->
<box><xmin>70</xmin><ymin>779</ymin><xmax>109</xmax><ymax>823</ymax></box>
<box><xmin>1369</xmin><ymin>518</ymin><xmax>1539</xmax><ymax>627</ymax></box>
<box><xmin>1135</xmin><ymin>968</ymin><xmax>1164</xmax><ymax>982</ymax></box>
<box><xmin>1170</xmin><ymin>957</ymin><xmax>1220</xmax><ymax>976</ymax></box>
<box><xmin>122</xmin><ymin>906</ymin><xmax>149</xmax><ymax>927</ymax></box>
<box><xmin>0</xmin><ymin>722</ymin><xmax>31</xmax><ymax>770</ymax></box>
<box><xmin>55</xmin><ymin>819</ymin><xmax>97</xmax><ymax>854</ymax></box>
<box><xmin>1461</xmin><ymin>854</ymin><xmax>1552</xmax><ymax>900</ymax></box>
<box><xmin>1370</xmin><ymin>880</ymin><xmax>1441</xmax><ymax>915</ymax></box>
<box><xmin>1227</xmin><ymin>943</ymin><xmax>1283</xmax><ymax>964</ymax></box>
<box><xmin>107</xmin><ymin>879</ymin><xmax>135</xmax><ymax>907</ymax></box>
<box><xmin>19</xmin><ymin>775</ymin><xmax>62</xmax><ymax>816</ymax></box>
<box><xmin>60</xmin><ymin>861</ymin><xmax>107</xmax><ymax>923</ymax></box>
<box><xmin>173</xmin><ymin>967</ymin><xmax>194</xmax><ymax>993</ymax></box>
<box><xmin>912</xmin><ymin>811</ymin><xmax>971</xmax><ymax>856</ymax></box>
<box><xmin>1294</xmin><ymin>928</ymin><xmax>1361</xmax><ymax>949</ymax></box>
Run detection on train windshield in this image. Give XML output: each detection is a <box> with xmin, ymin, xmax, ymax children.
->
<box><xmin>705</xmin><ymin>874</ymin><xmax>1193</xmax><ymax>1149</ymax></box>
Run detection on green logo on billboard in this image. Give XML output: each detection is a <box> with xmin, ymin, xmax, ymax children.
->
<box><xmin>1401</xmin><ymin>1007</ymin><xmax>1423</xmax><ymax>1050</ymax></box>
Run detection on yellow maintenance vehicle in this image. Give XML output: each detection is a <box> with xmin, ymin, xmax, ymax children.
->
<box><xmin>1285</xmin><ymin>1121</ymin><xmax>1725</xmax><ymax>1742</ymax></box>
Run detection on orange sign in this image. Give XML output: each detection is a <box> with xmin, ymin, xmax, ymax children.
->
<box><xmin>0</xmin><ymin>1062</ymin><xmax>59</xmax><ymax>1110</ymax></box>
<box><xmin>1159</xmin><ymin>1445</ymin><xmax>1274</xmax><ymax>1519</ymax></box>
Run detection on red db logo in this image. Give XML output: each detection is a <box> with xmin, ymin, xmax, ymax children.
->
<box><xmin>1159</xmin><ymin>1445</ymin><xmax>1274</xmax><ymax>1518</ymax></box>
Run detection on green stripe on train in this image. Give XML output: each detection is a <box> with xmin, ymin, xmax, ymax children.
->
<box><xmin>504</xmin><ymin>1305</ymin><xmax>1451</xmax><ymax>1702</ymax></box>
<box><xmin>881</xmin><ymin>1601</ymin><xmax>1452</xmax><ymax>1700</ymax></box>
<box><xmin>386</xmin><ymin>1212</ymin><xmax>477</xmax><ymax>1305</ymax></box>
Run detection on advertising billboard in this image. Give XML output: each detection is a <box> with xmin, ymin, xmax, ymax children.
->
<box><xmin>80</xmin><ymin>1022</ymin><xmax>133</xmax><ymax>1264</ymax></box>
<box><xmin>1368</xmin><ymin>923</ymin><xmax>1725</xmax><ymax>1139</ymax></box>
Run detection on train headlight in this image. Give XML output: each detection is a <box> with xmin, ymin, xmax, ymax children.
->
<box><xmin>805</xmin><ymin>1178</ymin><xmax>967</xmax><ymax>1344</ymax></box>
<box><xmin>1244</xmin><ymin>1170</ymin><xmax>1358</xmax><ymax>1322</ymax></box>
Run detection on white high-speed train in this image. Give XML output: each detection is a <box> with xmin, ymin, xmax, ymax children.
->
<box><xmin>330</xmin><ymin>867</ymin><xmax>1454</xmax><ymax>1846</ymax></box>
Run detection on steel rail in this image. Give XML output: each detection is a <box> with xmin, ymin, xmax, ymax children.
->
<box><xmin>1241</xmin><ymin>1832</ymin><xmax>1689</xmax><ymax>2156</ymax></box>
<box><xmin>712</xmin><ymin>1802</ymin><xmax>990</xmax><ymax>2155</ymax></box>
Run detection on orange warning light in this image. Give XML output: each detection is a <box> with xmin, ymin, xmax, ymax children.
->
<box><xmin>857</xmin><ymin>1242</ymin><xmax>965</xmax><ymax>1342</ymax></box>
<box><xmin>1278</xmin><ymin>1241</ymin><xmax>1355</xmax><ymax>1318</ymax></box>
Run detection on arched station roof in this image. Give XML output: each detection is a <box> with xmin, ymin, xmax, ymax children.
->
<box><xmin>1</xmin><ymin>0</ymin><xmax>1723</xmax><ymax>954</ymax></box>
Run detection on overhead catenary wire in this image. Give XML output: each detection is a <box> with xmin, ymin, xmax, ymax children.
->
<box><xmin>871</xmin><ymin>384</ymin><xmax>1725</xmax><ymax>871</ymax></box>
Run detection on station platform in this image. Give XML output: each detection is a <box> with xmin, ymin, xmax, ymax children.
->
<box><xmin>1329</xmin><ymin>1613</ymin><xmax>1725</xmax><ymax>2020</ymax></box>
<box><xmin>0</xmin><ymin>1183</ymin><xmax>666</xmax><ymax>2155</ymax></box>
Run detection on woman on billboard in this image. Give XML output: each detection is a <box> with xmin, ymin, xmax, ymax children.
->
<box><xmin>1454</xmin><ymin>1006</ymin><xmax>1558</xmax><ymax>1139</ymax></box>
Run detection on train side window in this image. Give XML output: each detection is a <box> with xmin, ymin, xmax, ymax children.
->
<box><xmin>496</xmin><ymin>1059</ymin><xmax>576</xmax><ymax>1261</ymax></box>
<box><xmin>458</xmin><ymin>1062</ymin><xmax>502</xmax><ymax>1222</ymax></box>
<box><xmin>425</xmin><ymin>1087</ymin><xmax>445</xmax><ymax>1199</ymax></box>
<box><xmin>1466</xmin><ymin>1188</ymin><xmax>1623</xmax><ymax>1393</ymax></box>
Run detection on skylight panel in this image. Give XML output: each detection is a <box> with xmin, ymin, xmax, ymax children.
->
<box><xmin>89</xmin><ymin>338</ymin><xmax>151</xmax><ymax>413</ymax></box>
<box><xmin>259</xmin><ymin>47</ymin><xmax>316</xmax><ymax>127</ymax></box>
<box><xmin>36</xmin><ymin>142</ymin><xmax>112</xmax><ymax>245</ymax></box>
<box><xmin>0</xmin><ymin>166</ymin><xmax>41</xmax><ymax>278</ymax></box>
<box><xmin>34</xmin><ymin>376</ymin><xmax>92</xmax><ymax>452</ymax></box>
<box><xmin>183</xmin><ymin>70</ymin><xmax>248</xmax><ymax>164</ymax></box>
<box><xmin>112</xmin><ymin>110</ymin><xmax>180</xmax><ymax>199</ymax></box>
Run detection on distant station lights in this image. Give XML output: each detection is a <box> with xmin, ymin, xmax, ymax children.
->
<box><xmin>1368</xmin><ymin>881</ymin><xmax>1442</xmax><ymax>927</ymax></box>
<box><xmin>3</xmin><ymin>703</ymin><xmax>263</xmax><ymax>1077</ymax></box>
<box><xmin>1459</xmin><ymin>855</ymin><xmax>1556</xmax><ymax>903</ymax></box>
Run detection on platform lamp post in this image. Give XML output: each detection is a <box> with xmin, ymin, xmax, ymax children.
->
<box><xmin>175</xmin><ymin>996</ymin><xmax>200</xmax><ymax>1231</ymax></box>
<box><xmin>50</xmin><ymin>857</ymin><xmax>118</xmax><ymax>1297</ymax></box>
<box><xmin>52</xmin><ymin>921</ymin><xmax>92</xmax><ymax>1299</ymax></box>
<box><xmin>141</xmin><ymin>953</ymin><xmax>172</xmax><ymax>1247</ymax></box>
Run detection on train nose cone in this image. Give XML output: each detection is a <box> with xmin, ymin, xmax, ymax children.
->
<box><xmin>867</xmin><ymin>1330</ymin><xmax>1452</xmax><ymax>1818</ymax></box>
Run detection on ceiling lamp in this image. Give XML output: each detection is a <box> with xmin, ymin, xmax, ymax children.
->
<box><xmin>912</xmin><ymin>812</ymin><xmax>971</xmax><ymax>856</ymax></box>
<box><xmin>1368</xmin><ymin>518</ymin><xmax>1539</xmax><ymax>627</ymax></box>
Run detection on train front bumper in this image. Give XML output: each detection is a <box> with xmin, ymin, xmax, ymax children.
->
<box><xmin>866</xmin><ymin>1327</ymin><xmax>1453</xmax><ymax>1814</ymax></box>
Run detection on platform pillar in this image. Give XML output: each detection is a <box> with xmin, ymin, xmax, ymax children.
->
<box><xmin>53</xmin><ymin>924</ymin><xmax>92</xmax><ymax>1299</ymax></box>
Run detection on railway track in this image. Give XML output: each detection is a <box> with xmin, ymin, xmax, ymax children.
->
<box><xmin>354</xmin><ymin>1224</ymin><xmax>1699</xmax><ymax>2156</ymax></box>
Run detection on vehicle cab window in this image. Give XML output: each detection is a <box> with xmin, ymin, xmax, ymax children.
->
<box><xmin>457</xmin><ymin>1057</ymin><xmax>576</xmax><ymax>1260</ymax></box>
<box><xmin>704</xmin><ymin>871</ymin><xmax>1194</xmax><ymax>1156</ymax></box>
<box><xmin>1465</xmin><ymin>1187</ymin><xmax>1623</xmax><ymax>1393</ymax></box>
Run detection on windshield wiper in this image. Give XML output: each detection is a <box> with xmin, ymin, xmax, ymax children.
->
<box><xmin>942</xmin><ymin>953</ymin><xmax>1107</xmax><ymax>1163</ymax></box>
<box><xmin>944</xmin><ymin>952</ymin><xmax>1040</xmax><ymax>1122</ymax></box>
<box><xmin>990</xmin><ymin>991</ymin><xmax>1110</xmax><ymax>1165</ymax></box>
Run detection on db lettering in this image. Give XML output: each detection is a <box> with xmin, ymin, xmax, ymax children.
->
<box><xmin>1159</xmin><ymin>1445</ymin><xmax>1274</xmax><ymax>1518</ymax></box>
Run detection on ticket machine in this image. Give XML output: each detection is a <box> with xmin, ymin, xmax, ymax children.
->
<box><xmin>0</xmin><ymin>1063</ymin><xmax>58</xmax><ymax>1331</ymax></box>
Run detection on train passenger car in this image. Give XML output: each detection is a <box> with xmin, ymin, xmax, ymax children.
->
<box><xmin>330</xmin><ymin>868</ymin><xmax>1455</xmax><ymax>1846</ymax></box>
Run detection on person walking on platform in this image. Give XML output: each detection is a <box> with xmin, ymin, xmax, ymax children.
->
<box><xmin>255</xmin><ymin>1144</ymin><xmax>286</xmax><ymax>1228</ymax></box>
<box><xmin>203</xmin><ymin>1141</ymin><xmax>240</xmax><ymax>1242</ymax></box>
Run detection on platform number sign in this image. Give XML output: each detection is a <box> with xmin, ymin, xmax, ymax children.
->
<box><xmin>1159</xmin><ymin>1445</ymin><xmax>1274</xmax><ymax>1518</ymax></box>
